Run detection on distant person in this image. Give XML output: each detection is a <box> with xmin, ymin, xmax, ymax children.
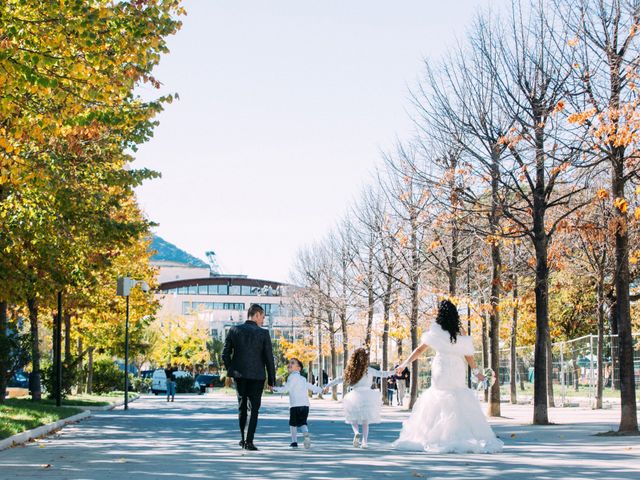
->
<box><xmin>273</xmin><ymin>357</ymin><xmax>323</xmax><ymax>449</ymax></box>
<box><xmin>164</xmin><ymin>363</ymin><xmax>176</xmax><ymax>402</ymax></box>
<box><xmin>322</xmin><ymin>369</ymin><xmax>328</xmax><ymax>385</ymax></box>
<box><xmin>386</xmin><ymin>375</ymin><xmax>396</xmax><ymax>405</ymax></box>
<box><xmin>222</xmin><ymin>304</ymin><xmax>276</xmax><ymax>451</ymax></box>
<box><xmin>395</xmin><ymin>365</ymin><xmax>410</xmax><ymax>406</ymax></box>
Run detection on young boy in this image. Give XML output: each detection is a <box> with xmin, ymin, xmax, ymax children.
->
<box><xmin>273</xmin><ymin>358</ymin><xmax>323</xmax><ymax>448</ymax></box>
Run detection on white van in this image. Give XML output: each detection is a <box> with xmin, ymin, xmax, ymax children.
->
<box><xmin>150</xmin><ymin>368</ymin><xmax>192</xmax><ymax>395</ymax></box>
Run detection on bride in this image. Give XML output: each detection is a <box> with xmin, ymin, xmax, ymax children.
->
<box><xmin>393</xmin><ymin>300</ymin><xmax>503</xmax><ymax>453</ymax></box>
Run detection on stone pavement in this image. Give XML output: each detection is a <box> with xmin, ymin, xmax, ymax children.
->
<box><xmin>0</xmin><ymin>392</ymin><xmax>638</xmax><ymax>480</ymax></box>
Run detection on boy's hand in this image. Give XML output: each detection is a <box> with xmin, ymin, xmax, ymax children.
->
<box><xmin>322</xmin><ymin>387</ymin><xmax>329</xmax><ymax>394</ymax></box>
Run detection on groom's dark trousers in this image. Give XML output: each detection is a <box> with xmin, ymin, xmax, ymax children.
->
<box><xmin>235</xmin><ymin>378</ymin><xmax>264</xmax><ymax>443</ymax></box>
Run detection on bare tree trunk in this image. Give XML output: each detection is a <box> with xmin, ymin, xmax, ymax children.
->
<box><xmin>77</xmin><ymin>337</ymin><xmax>84</xmax><ymax>394</ymax></box>
<box><xmin>365</xmin><ymin>244</ymin><xmax>375</xmax><ymax>349</ymax></box>
<box><xmin>546</xmin><ymin>331</ymin><xmax>555</xmax><ymax>408</ymax></box>
<box><xmin>27</xmin><ymin>297</ymin><xmax>41</xmax><ymax>401</ymax></box>
<box><xmin>317</xmin><ymin>316</ymin><xmax>323</xmax><ymax>399</ymax></box>
<box><xmin>0</xmin><ymin>301</ymin><xmax>8</xmax><ymax>404</ymax></box>
<box><xmin>612</xmin><ymin>156</ymin><xmax>638</xmax><ymax>433</ymax></box>
<box><xmin>64</xmin><ymin>314</ymin><xmax>71</xmax><ymax>362</ymax></box>
<box><xmin>488</xmin><ymin>241</ymin><xmax>501</xmax><ymax>416</ymax></box>
<box><xmin>482</xmin><ymin>313</ymin><xmax>489</xmax><ymax>403</ymax></box>
<box><xmin>87</xmin><ymin>346</ymin><xmax>94</xmax><ymax>394</ymax></box>
<box><xmin>595</xmin><ymin>278</ymin><xmax>605</xmax><ymax>409</ymax></box>
<box><xmin>327</xmin><ymin>312</ymin><xmax>338</xmax><ymax>401</ymax></box>
<box><xmin>382</xmin><ymin>284</ymin><xmax>391</xmax><ymax>406</ymax></box>
<box><xmin>510</xmin><ymin>270</ymin><xmax>519</xmax><ymax>404</ymax></box>
<box><xmin>533</xmin><ymin>218</ymin><xmax>550</xmax><ymax>424</ymax></box>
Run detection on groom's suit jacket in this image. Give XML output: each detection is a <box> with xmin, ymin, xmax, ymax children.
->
<box><xmin>222</xmin><ymin>320</ymin><xmax>276</xmax><ymax>386</ymax></box>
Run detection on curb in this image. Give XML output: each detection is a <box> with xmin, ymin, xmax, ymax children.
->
<box><xmin>82</xmin><ymin>394</ymin><xmax>140</xmax><ymax>411</ymax></box>
<box><xmin>0</xmin><ymin>410</ymin><xmax>91</xmax><ymax>452</ymax></box>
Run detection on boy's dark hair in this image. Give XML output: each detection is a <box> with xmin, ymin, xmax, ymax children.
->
<box><xmin>290</xmin><ymin>357</ymin><xmax>303</xmax><ymax>369</ymax></box>
<box><xmin>247</xmin><ymin>303</ymin><xmax>264</xmax><ymax>318</ymax></box>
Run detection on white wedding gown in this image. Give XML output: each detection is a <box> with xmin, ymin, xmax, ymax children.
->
<box><xmin>393</xmin><ymin>324</ymin><xmax>503</xmax><ymax>453</ymax></box>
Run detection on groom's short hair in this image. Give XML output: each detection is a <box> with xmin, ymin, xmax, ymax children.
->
<box><xmin>247</xmin><ymin>303</ymin><xmax>264</xmax><ymax>318</ymax></box>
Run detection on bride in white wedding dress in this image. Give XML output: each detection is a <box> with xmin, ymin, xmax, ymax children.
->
<box><xmin>393</xmin><ymin>300</ymin><xmax>503</xmax><ymax>454</ymax></box>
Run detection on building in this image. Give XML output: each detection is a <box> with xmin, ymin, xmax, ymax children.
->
<box><xmin>151</xmin><ymin>236</ymin><xmax>294</xmax><ymax>341</ymax></box>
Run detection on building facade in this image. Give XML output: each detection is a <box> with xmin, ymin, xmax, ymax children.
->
<box><xmin>156</xmin><ymin>270</ymin><xmax>294</xmax><ymax>341</ymax></box>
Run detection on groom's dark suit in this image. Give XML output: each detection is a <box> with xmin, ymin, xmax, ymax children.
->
<box><xmin>222</xmin><ymin>320</ymin><xmax>275</xmax><ymax>446</ymax></box>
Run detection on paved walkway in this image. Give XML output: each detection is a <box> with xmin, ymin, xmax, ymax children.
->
<box><xmin>0</xmin><ymin>393</ymin><xmax>639</xmax><ymax>479</ymax></box>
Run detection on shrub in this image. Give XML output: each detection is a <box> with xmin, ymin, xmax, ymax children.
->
<box><xmin>175</xmin><ymin>375</ymin><xmax>196</xmax><ymax>393</ymax></box>
<box><xmin>131</xmin><ymin>376</ymin><xmax>152</xmax><ymax>393</ymax></box>
<box><xmin>90</xmin><ymin>358</ymin><xmax>123</xmax><ymax>394</ymax></box>
<box><xmin>41</xmin><ymin>359</ymin><xmax>80</xmax><ymax>399</ymax></box>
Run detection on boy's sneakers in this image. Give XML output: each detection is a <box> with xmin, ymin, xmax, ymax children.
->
<box><xmin>290</xmin><ymin>442</ymin><xmax>299</xmax><ymax>448</ymax></box>
<box><xmin>303</xmin><ymin>432</ymin><xmax>311</xmax><ymax>449</ymax></box>
<box><xmin>352</xmin><ymin>432</ymin><xmax>361</xmax><ymax>448</ymax></box>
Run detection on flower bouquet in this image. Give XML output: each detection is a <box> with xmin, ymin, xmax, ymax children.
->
<box><xmin>473</xmin><ymin>368</ymin><xmax>496</xmax><ymax>391</ymax></box>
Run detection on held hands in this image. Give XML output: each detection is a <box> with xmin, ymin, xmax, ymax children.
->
<box><xmin>395</xmin><ymin>365</ymin><xmax>405</xmax><ymax>376</ymax></box>
<box><xmin>322</xmin><ymin>387</ymin><xmax>329</xmax><ymax>394</ymax></box>
<box><xmin>476</xmin><ymin>373</ymin><xmax>486</xmax><ymax>382</ymax></box>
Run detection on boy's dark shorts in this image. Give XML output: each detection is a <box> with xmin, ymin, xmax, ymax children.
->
<box><xmin>289</xmin><ymin>406</ymin><xmax>309</xmax><ymax>427</ymax></box>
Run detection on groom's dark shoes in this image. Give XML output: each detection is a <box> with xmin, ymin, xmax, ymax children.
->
<box><xmin>239</xmin><ymin>440</ymin><xmax>245</xmax><ymax>448</ymax></box>
<box><xmin>244</xmin><ymin>442</ymin><xmax>258</xmax><ymax>451</ymax></box>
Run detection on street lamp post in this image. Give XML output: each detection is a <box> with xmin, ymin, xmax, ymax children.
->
<box><xmin>117</xmin><ymin>277</ymin><xmax>149</xmax><ymax>411</ymax></box>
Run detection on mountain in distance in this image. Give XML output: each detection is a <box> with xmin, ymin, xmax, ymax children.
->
<box><xmin>149</xmin><ymin>235</ymin><xmax>209</xmax><ymax>268</ymax></box>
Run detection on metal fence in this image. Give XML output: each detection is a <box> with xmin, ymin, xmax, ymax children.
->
<box><xmin>418</xmin><ymin>333</ymin><xmax>640</xmax><ymax>407</ymax></box>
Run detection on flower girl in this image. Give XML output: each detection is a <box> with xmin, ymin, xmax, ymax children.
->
<box><xmin>323</xmin><ymin>348</ymin><xmax>394</xmax><ymax>448</ymax></box>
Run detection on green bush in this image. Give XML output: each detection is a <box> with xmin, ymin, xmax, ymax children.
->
<box><xmin>41</xmin><ymin>359</ymin><xmax>80</xmax><ymax>400</ymax></box>
<box><xmin>90</xmin><ymin>358</ymin><xmax>123</xmax><ymax>394</ymax></box>
<box><xmin>175</xmin><ymin>375</ymin><xmax>196</xmax><ymax>393</ymax></box>
<box><xmin>131</xmin><ymin>377</ymin><xmax>152</xmax><ymax>393</ymax></box>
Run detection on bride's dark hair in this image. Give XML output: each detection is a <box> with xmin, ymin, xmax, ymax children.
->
<box><xmin>435</xmin><ymin>299</ymin><xmax>462</xmax><ymax>343</ymax></box>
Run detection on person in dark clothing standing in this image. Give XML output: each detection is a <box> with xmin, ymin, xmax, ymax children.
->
<box><xmin>222</xmin><ymin>304</ymin><xmax>276</xmax><ymax>451</ymax></box>
<box><xmin>395</xmin><ymin>365</ymin><xmax>410</xmax><ymax>406</ymax></box>
<box><xmin>164</xmin><ymin>363</ymin><xmax>176</xmax><ymax>402</ymax></box>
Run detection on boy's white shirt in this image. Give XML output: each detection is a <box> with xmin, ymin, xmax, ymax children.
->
<box><xmin>273</xmin><ymin>371</ymin><xmax>323</xmax><ymax>407</ymax></box>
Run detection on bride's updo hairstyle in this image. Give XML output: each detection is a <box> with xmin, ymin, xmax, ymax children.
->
<box><xmin>435</xmin><ymin>299</ymin><xmax>462</xmax><ymax>344</ymax></box>
<box><xmin>344</xmin><ymin>347</ymin><xmax>369</xmax><ymax>386</ymax></box>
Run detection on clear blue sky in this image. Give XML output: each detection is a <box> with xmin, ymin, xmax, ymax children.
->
<box><xmin>133</xmin><ymin>0</ymin><xmax>503</xmax><ymax>283</ymax></box>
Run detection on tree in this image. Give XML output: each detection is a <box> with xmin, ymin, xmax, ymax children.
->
<box><xmin>560</xmin><ymin>0</ymin><xmax>640</xmax><ymax>433</ymax></box>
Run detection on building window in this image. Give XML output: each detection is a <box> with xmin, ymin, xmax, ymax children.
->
<box><xmin>241</xmin><ymin>285</ymin><xmax>256</xmax><ymax>296</ymax></box>
<box><xmin>229</xmin><ymin>285</ymin><xmax>241</xmax><ymax>296</ymax></box>
<box><xmin>182</xmin><ymin>302</ymin><xmax>192</xmax><ymax>314</ymax></box>
<box><xmin>188</xmin><ymin>285</ymin><xmax>197</xmax><ymax>295</ymax></box>
<box><xmin>208</xmin><ymin>285</ymin><xmax>218</xmax><ymax>295</ymax></box>
<box><xmin>178</xmin><ymin>286</ymin><xmax>188</xmax><ymax>294</ymax></box>
<box><xmin>198</xmin><ymin>285</ymin><xmax>208</xmax><ymax>295</ymax></box>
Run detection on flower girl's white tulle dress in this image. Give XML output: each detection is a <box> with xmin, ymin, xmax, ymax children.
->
<box><xmin>393</xmin><ymin>324</ymin><xmax>503</xmax><ymax>453</ymax></box>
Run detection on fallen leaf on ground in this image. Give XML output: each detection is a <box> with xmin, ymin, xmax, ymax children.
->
<box><xmin>42</xmin><ymin>464</ymin><xmax>51</xmax><ymax>469</ymax></box>
<box><xmin>510</xmin><ymin>433</ymin><xmax>517</xmax><ymax>438</ymax></box>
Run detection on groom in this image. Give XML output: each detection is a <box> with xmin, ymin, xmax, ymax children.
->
<box><xmin>222</xmin><ymin>303</ymin><xmax>276</xmax><ymax>451</ymax></box>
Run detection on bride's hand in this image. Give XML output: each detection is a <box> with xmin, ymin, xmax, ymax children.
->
<box><xmin>477</xmin><ymin>373</ymin><xmax>486</xmax><ymax>382</ymax></box>
<box><xmin>395</xmin><ymin>365</ymin><xmax>404</xmax><ymax>376</ymax></box>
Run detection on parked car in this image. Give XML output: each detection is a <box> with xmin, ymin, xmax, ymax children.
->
<box><xmin>8</xmin><ymin>371</ymin><xmax>29</xmax><ymax>388</ymax></box>
<box><xmin>150</xmin><ymin>368</ymin><xmax>192</xmax><ymax>395</ymax></box>
<box><xmin>194</xmin><ymin>374</ymin><xmax>222</xmax><ymax>393</ymax></box>
<box><xmin>140</xmin><ymin>370</ymin><xmax>155</xmax><ymax>380</ymax></box>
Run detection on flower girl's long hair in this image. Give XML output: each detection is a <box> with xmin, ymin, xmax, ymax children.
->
<box><xmin>344</xmin><ymin>348</ymin><xmax>369</xmax><ymax>386</ymax></box>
